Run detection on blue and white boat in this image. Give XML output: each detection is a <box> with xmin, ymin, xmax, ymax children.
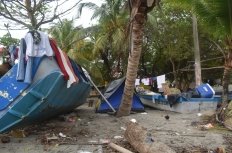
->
<box><xmin>138</xmin><ymin>92</ymin><xmax>221</xmax><ymax>113</ymax></box>
<box><xmin>138</xmin><ymin>84</ymin><xmax>222</xmax><ymax>113</ymax></box>
<box><xmin>0</xmin><ymin>57</ymin><xmax>91</xmax><ymax>133</ymax></box>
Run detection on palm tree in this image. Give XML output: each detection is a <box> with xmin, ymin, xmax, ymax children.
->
<box><xmin>193</xmin><ymin>0</ymin><xmax>232</xmax><ymax>102</ymax></box>
<box><xmin>68</xmin><ymin>39</ymin><xmax>105</xmax><ymax>85</ymax></box>
<box><xmin>168</xmin><ymin>0</ymin><xmax>232</xmax><ymax>126</ymax></box>
<box><xmin>49</xmin><ymin>19</ymin><xmax>86</xmax><ymax>53</ymax></box>
<box><xmin>49</xmin><ymin>20</ymin><xmax>105</xmax><ymax>85</ymax></box>
<box><xmin>78</xmin><ymin>0</ymin><xmax>129</xmax><ymax>81</ymax></box>
<box><xmin>117</xmin><ymin>0</ymin><xmax>159</xmax><ymax>116</ymax></box>
<box><xmin>165</xmin><ymin>0</ymin><xmax>202</xmax><ymax>87</ymax></box>
<box><xmin>194</xmin><ymin>0</ymin><xmax>232</xmax><ymax>124</ymax></box>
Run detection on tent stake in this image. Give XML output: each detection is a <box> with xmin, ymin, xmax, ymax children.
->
<box><xmin>88</xmin><ymin>79</ymin><xmax>116</xmax><ymax>113</ymax></box>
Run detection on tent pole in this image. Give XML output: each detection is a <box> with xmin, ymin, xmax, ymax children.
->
<box><xmin>88</xmin><ymin>79</ymin><xmax>116</xmax><ymax>113</ymax></box>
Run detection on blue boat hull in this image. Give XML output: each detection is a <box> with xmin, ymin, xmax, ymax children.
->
<box><xmin>0</xmin><ymin>58</ymin><xmax>91</xmax><ymax>133</ymax></box>
<box><xmin>138</xmin><ymin>93</ymin><xmax>221</xmax><ymax>113</ymax></box>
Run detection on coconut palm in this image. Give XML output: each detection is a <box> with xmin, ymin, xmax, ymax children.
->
<box><xmin>49</xmin><ymin>19</ymin><xmax>86</xmax><ymax>53</ymax></box>
<box><xmin>78</xmin><ymin>0</ymin><xmax>129</xmax><ymax>81</ymax></box>
<box><xmin>193</xmin><ymin>0</ymin><xmax>232</xmax><ymax>126</ymax></box>
<box><xmin>117</xmin><ymin>0</ymin><xmax>159</xmax><ymax>116</ymax></box>
<box><xmin>49</xmin><ymin>19</ymin><xmax>104</xmax><ymax>84</ymax></box>
<box><xmin>165</xmin><ymin>0</ymin><xmax>203</xmax><ymax>87</ymax></box>
<box><xmin>167</xmin><ymin>0</ymin><xmax>232</xmax><ymax>127</ymax></box>
<box><xmin>193</xmin><ymin>0</ymin><xmax>232</xmax><ymax>104</ymax></box>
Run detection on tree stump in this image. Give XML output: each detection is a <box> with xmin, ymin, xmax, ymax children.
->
<box><xmin>124</xmin><ymin>122</ymin><xmax>176</xmax><ymax>153</ymax></box>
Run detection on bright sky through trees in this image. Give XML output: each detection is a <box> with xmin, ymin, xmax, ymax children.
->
<box><xmin>0</xmin><ymin>0</ymin><xmax>102</xmax><ymax>39</ymax></box>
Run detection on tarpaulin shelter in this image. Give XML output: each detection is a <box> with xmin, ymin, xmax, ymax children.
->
<box><xmin>96</xmin><ymin>77</ymin><xmax>144</xmax><ymax>113</ymax></box>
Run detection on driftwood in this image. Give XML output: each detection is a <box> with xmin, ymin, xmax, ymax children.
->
<box><xmin>108</xmin><ymin>142</ymin><xmax>133</xmax><ymax>153</ymax></box>
<box><xmin>124</xmin><ymin>122</ymin><xmax>176</xmax><ymax>153</ymax></box>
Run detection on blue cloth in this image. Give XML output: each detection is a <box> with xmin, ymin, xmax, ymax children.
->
<box><xmin>24</xmin><ymin>57</ymin><xmax>33</xmax><ymax>83</ymax></box>
<box><xmin>69</xmin><ymin>58</ymin><xmax>82</xmax><ymax>82</ymax></box>
<box><xmin>17</xmin><ymin>38</ymin><xmax>26</xmax><ymax>81</ymax></box>
<box><xmin>23</xmin><ymin>57</ymin><xmax>44</xmax><ymax>84</ymax></box>
<box><xmin>17</xmin><ymin>38</ymin><xmax>45</xmax><ymax>83</ymax></box>
<box><xmin>69</xmin><ymin>58</ymin><xmax>89</xmax><ymax>82</ymax></box>
<box><xmin>9</xmin><ymin>45</ymin><xmax>17</xmax><ymax>66</ymax></box>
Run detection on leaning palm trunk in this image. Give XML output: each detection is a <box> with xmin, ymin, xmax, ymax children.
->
<box><xmin>218</xmin><ymin>37</ymin><xmax>232</xmax><ymax>123</ymax></box>
<box><xmin>117</xmin><ymin>5</ymin><xmax>147</xmax><ymax>117</ymax></box>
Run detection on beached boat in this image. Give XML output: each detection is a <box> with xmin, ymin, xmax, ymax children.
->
<box><xmin>138</xmin><ymin>91</ymin><xmax>221</xmax><ymax>113</ymax></box>
<box><xmin>0</xmin><ymin>57</ymin><xmax>91</xmax><ymax>133</ymax></box>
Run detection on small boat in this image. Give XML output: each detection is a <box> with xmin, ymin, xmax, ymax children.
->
<box><xmin>138</xmin><ymin>92</ymin><xmax>221</xmax><ymax>113</ymax></box>
<box><xmin>0</xmin><ymin>57</ymin><xmax>91</xmax><ymax>133</ymax></box>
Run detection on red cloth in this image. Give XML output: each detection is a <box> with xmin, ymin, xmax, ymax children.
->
<box><xmin>49</xmin><ymin>39</ymin><xmax>79</xmax><ymax>88</ymax></box>
<box><xmin>49</xmin><ymin>39</ymin><xmax>69</xmax><ymax>80</ymax></box>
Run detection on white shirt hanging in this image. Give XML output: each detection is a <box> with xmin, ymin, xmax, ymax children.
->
<box><xmin>24</xmin><ymin>31</ymin><xmax>54</xmax><ymax>58</ymax></box>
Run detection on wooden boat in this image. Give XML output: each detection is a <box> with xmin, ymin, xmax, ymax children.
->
<box><xmin>138</xmin><ymin>91</ymin><xmax>221</xmax><ymax>113</ymax></box>
<box><xmin>0</xmin><ymin>57</ymin><xmax>91</xmax><ymax>133</ymax></box>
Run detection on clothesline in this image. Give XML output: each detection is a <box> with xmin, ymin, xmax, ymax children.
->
<box><xmin>137</xmin><ymin>64</ymin><xmax>224</xmax><ymax>87</ymax></box>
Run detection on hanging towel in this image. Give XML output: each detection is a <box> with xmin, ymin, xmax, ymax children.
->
<box><xmin>49</xmin><ymin>39</ymin><xmax>69</xmax><ymax>80</ymax></box>
<box><xmin>157</xmin><ymin>75</ymin><xmax>165</xmax><ymax>88</ymax></box>
<box><xmin>135</xmin><ymin>79</ymin><xmax>140</xmax><ymax>86</ymax></box>
<box><xmin>141</xmin><ymin>78</ymin><xmax>150</xmax><ymax>85</ymax></box>
<box><xmin>49</xmin><ymin>39</ymin><xmax>78</xmax><ymax>88</ymax></box>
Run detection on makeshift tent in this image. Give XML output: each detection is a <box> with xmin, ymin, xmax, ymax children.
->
<box><xmin>96</xmin><ymin>77</ymin><xmax>144</xmax><ymax>113</ymax></box>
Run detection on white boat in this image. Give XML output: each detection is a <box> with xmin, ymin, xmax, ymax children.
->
<box><xmin>138</xmin><ymin>92</ymin><xmax>221</xmax><ymax>113</ymax></box>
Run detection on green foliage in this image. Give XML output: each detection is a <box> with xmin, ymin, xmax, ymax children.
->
<box><xmin>78</xmin><ymin>0</ymin><xmax>129</xmax><ymax>82</ymax></box>
<box><xmin>138</xmin><ymin>1</ymin><xmax>224</xmax><ymax>89</ymax></box>
<box><xmin>192</xmin><ymin>0</ymin><xmax>232</xmax><ymax>39</ymax></box>
<box><xmin>49</xmin><ymin>19</ymin><xmax>104</xmax><ymax>85</ymax></box>
<box><xmin>142</xmin><ymin>3</ymin><xmax>193</xmax><ymax>75</ymax></box>
<box><xmin>166</xmin><ymin>0</ymin><xmax>232</xmax><ymax>41</ymax></box>
<box><xmin>0</xmin><ymin>33</ymin><xmax>19</xmax><ymax>47</ymax></box>
<box><xmin>49</xmin><ymin>19</ymin><xmax>86</xmax><ymax>53</ymax></box>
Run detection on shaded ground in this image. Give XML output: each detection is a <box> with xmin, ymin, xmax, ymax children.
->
<box><xmin>0</xmin><ymin>102</ymin><xmax>232</xmax><ymax>153</ymax></box>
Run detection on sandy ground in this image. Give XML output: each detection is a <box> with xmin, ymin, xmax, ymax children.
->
<box><xmin>0</xmin><ymin>102</ymin><xmax>232</xmax><ymax>153</ymax></box>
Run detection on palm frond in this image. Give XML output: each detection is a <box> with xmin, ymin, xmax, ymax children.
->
<box><xmin>93</xmin><ymin>34</ymin><xmax>108</xmax><ymax>55</ymax></box>
<box><xmin>77</xmin><ymin>2</ymin><xmax>99</xmax><ymax>17</ymax></box>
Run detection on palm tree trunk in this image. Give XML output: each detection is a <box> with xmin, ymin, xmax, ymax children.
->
<box><xmin>192</xmin><ymin>14</ymin><xmax>202</xmax><ymax>87</ymax></box>
<box><xmin>117</xmin><ymin>5</ymin><xmax>147</xmax><ymax>117</ymax></box>
<box><xmin>222</xmin><ymin>37</ymin><xmax>232</xmax><ymax>103</ymax></box>
<box><xmin>218</xmin><ymin>37</ymin><xmax>232</xmax><ymax>120</ymax></box>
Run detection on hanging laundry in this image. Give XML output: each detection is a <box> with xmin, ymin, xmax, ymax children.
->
<box><xmin>8</xmin><ymin>45</ymin><xmax>17</xmax><ymax>66</ymax></box>
<box><xmin>16</xmin><ymin>38</ymin><xmax>26</xmax><ymax>81</ymax></box>
<box><xmin>49</xmin><ymin>39</ymin><xmax>78</xmax><ymax>88</ymax></box>
<box><xmin>141</xmin><ymin>78</ymin><xmax>150</xmax><ymax>85</ymax></box>
<box><xmin>157</xmin><ymin>74</ymin><xmax>165</xmax><ymax>88</ymax></box>
<box><xmin>49</xmin><ymin>39</ymin><xmax>69</xmax><ymax>80</ymax></box>
<box><xmin>135</xmin><ymin>79</ymin><xmax>140</xmax><ymax>86</ymax></box>
<box><xmin>17</xmin><ymin>31</ymin><xmax>54</xmax><ymax>84</ymax></box>
<box><xmin>24</xmin><ymin>31</ymin><xmax>54</xmax><ymax>58</ymax></box>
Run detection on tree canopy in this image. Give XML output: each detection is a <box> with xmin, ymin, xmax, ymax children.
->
<box><xmin>0</xmin><ymin>0</ymin><xmax>81</xmax><ymax>30</ymax></box>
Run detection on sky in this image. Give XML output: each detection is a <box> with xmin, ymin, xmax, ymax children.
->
<box><xmin>0</xmin><ymin>0</ymin><xmax>102</xmax><ymax>39</ymax></box>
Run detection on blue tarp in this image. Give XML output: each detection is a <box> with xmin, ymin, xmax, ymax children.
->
<box><xmin>96</xmin><ymin>78</ymin><xmax>144</xmax><ymax>113</ymax></box>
